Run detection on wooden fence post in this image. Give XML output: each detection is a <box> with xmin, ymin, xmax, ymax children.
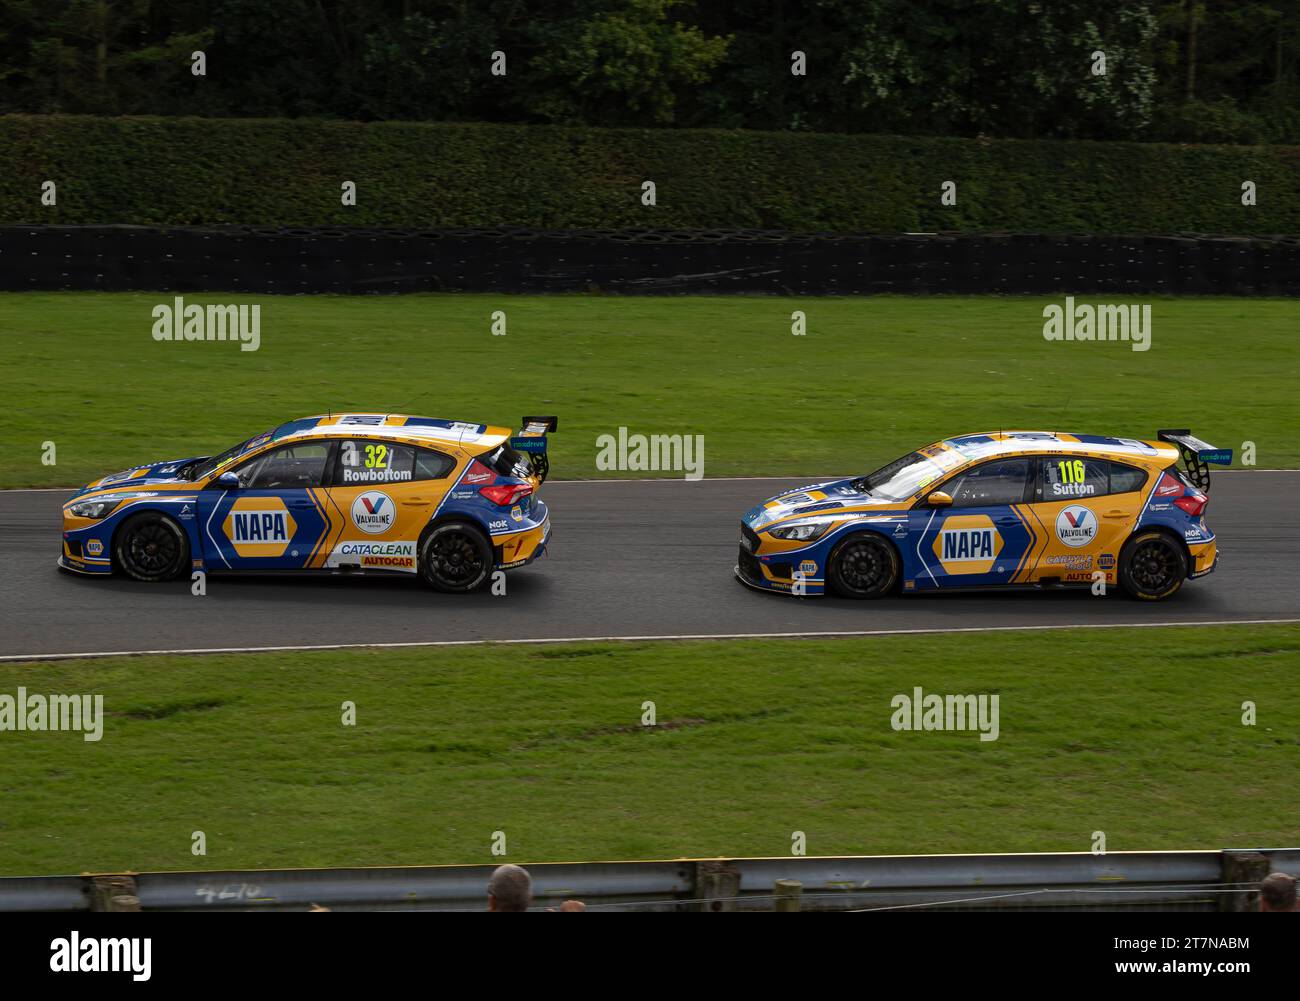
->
<box><xmin>88</xmin><ymin>875</ymin><xmax>141</xmax><ymax>912</ymax></box>
<box><xmin>774</xmin><ymin>879</ymin><xmax>802</xmax><ymax>912</ymax></box>
<box><xmin>1220</xmin><ymin>851</ymin><xmax>1270</xmax><ymax>912</ymax></box>
<box><xmin>696</xmin><ymin>861</ymin><xmax>741</xmax><ymax>912</ymax></box>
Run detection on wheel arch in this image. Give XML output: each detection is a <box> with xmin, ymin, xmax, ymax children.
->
<box><xmin>418</xmin><ymin>509</ymin><xmax>494</xmax><ymax>547</ymax></box>
<box><xmin>827</xmin><ymin>525</ymin><xmax>904</xmax><ymax>556</ymax></box>
<box><xmin>826</xmin><ymin>526</ymin><xmax>905</xmax><ymax>596</ymax></box>
<box><xmin>108</xmin><ymin>503</ymin><xmax>192</xmax><ymax>557</ymax></box>
<box><xmin>1124</xmin><ymin>523</ymin><xmax>1193</xmax><ymax>579</ymax></box>
<box><xmin>108</xmin><ymin>504</ymin><xmax>192</xmax><ymax>579</ymax></box>
<box><xmin>415</xmin><ymin>512</ymin><xmax>496</xmax><ymax>592</ymax></box>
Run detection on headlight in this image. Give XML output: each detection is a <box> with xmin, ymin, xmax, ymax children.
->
<box><xmin>767</xmin><ymin>521</ymin><xmax>830</xmax><ymax>542</ymax></box>
<box><xmin>68</xmin><ymin>500</ymin><xmax>117</xmax><ymax>520</ymax></box>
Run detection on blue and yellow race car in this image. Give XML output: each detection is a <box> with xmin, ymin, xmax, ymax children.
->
<box><xmin>736</xmin><ymin>430</ymin><xmax>1229</xmax><ymax>601</ymax></box>
<box><xmin>60</xmin><ymin>413</ymin><xmax>556</xmax><ymax>592</ymax></box>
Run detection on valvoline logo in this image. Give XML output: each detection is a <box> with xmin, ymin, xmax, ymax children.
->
<box><xmin>1055</xmin><ymin>505</ymin><xmax>1097</xmax><ymax>548</ymax></box>
<box><xmin>351</xmin><ymin>491</ymin><xmax>395</xmax><ymax>534</ymax></box>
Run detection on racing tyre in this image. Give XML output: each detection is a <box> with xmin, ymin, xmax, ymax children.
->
<box><xmin>827</xmin><ymin>533</ymin><xmax>900</xmax><ymax>599</ymax></box>
<box><xmin>419</xmin><ymin>522</ymin><xmax>493</xmax><ymax>593</ymax></box>
<box><xmin>113</xmin><ymin>511</ymin><xmax>189</xmax><ymax>582</ymax></box>
<box><xmin>1118</xmin><ymin>531</ymin><xmax>1187</xmax><ymax>601</ymax></box>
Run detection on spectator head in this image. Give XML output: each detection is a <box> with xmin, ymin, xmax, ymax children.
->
<box><xmin>1259</xmin><ymin>872</ymin><xmax>1297</xmax><ymax>912</ymax></box>
<box><xmin>488</xmin><ymin>864</ymin><xmax>532</xmax><ymax>912</ymax></box>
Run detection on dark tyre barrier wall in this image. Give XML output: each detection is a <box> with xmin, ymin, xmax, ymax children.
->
<box><xmin>2</xmin><ymin>226</ymin><xmax>1298</xmax><ymax>295</ymax></box>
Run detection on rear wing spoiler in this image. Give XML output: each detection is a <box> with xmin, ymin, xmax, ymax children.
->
<box><xmin>510</xmin><ymin>416</ymin><xmax>558</xmax><ymax>483</ymax></box>
<box><xmin>1157</xmin><ymin>429</ymin><xmax>1232</xmax><ymax>491</ymax></box>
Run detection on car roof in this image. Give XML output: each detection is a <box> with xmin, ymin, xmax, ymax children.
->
<box><xmin>933</xmin><ymin>431</ymin><xmax>1179</xmax><ymax>467</ymax></box>
<box><xmin>270</xmin><ymin>414</ymin><xmax>511</xmax><ymax>451</ymax></box>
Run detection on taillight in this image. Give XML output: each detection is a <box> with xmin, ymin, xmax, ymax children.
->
<box><xmin>1175</xmin><ymin>494</ymin><xmax>1207</xmax><ymax>517</ymax></box>
<box><xmin>479</xmin><ymin>483</ymin><xmax>533</xmax><ymax>506</ymax></box>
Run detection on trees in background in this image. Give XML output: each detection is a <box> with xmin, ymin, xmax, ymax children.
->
<box><xmin>1152</xmin><ymin>1</ymin><xmax>1300</xmax><ymax>142</ymax></box>
<box><xmin>0</xmin><ymin>0</ymin><xmax>1295</xmax><ymax>142</ymax></box>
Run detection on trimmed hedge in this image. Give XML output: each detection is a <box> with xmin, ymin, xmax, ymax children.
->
<box><xmin>1</xmin><ymin>115</ymin><xmax>1298</xmax><ymax>234</ymax></box>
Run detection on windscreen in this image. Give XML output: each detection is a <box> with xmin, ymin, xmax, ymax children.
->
<box><xmin>857</xmin><ymin>450</ymin><xmax>954</xmax><ymax>502</ymax></box>
<box><xmin>186</xmin><ymin>431</ymin><xmax>272</xmax><ymax>480</ymax></box>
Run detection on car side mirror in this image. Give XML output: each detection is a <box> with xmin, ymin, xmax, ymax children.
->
<box><xmin>926</xmin><ymin>490</ymin><xmax>953</xmax><ymax>507</ymax></box>
<box><xmin>215</xmin><ymin>471</ymin><xmax>241</xmax><ymax>489</ymax></box>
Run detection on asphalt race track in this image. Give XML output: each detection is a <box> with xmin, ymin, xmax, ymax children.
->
<box><xmin>1</xmin><ymin>473</ymin><xmax>1296</xmax><ymax>660</ymax></box>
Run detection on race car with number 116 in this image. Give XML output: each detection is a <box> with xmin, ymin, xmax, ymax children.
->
<box><xmin>736</xmin><ymin>430</ymin><xmax>1229</xmax><ymax>601</ymax></box>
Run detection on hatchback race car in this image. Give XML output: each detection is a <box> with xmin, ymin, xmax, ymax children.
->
<box><xmin>736</xmin><ymin>430</ymin><xmax>1230</xmax><ymax>601</ymax></box>
<box><xmin>59</xmin><ymin>413</ymin><xmax>556</xmax><ymax>592</ymax></box>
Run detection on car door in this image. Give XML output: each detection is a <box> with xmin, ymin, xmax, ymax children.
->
<box><xmin>906</xmin><ymin>456</ymin><xmax>1036</xmax><ymax>590</ymax></box>
<box><xmin>1025</xmin><ymin>457</ymin><xmax>1146</xmax><ymax>585</ymax></box>
<box><xmin>322</xmin><ymin>437</ymin><xmax>459</xmax><ymax>571</ymax></box>
<box><xmin>198</xmin><ymin>440</ymin><xmax>335</xmax><ymax>571</ymax></box>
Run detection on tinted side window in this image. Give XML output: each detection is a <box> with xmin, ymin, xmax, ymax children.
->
<box><xmin>943</xmin><ymin>458</ymin><xmax>1031</xmax><ymax>507</ymax></box>
<box><xmin>237</xmin><ymin>443</ymin><xmax>332</xmax><ymax>490</ymax></box>
<box><xmin>1036</xmin><ymin>458</ymin><xmax>1149</xmax><ymax>499</ymax></box>
<box><xmin>414</xmin><ymin>448</ymin><xmax>456</xmax><ymax>480</ymax></box>
<box><xmin>336</xmin><ymin>439</ymin><xmax>415</xmax><ymax>486</ymax></box>
<box><xmin>1107</xmin><ymin>462</ymin><xmax>1148</xmax><ymax>494</ymax></box>
<box><xmin>1040</xmin><ymin>456</ymin><xmax>1109</xmax><ymax>501</ymax></box>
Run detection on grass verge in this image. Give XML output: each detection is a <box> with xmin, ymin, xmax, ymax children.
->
<box><xmin>1</xmin><ymin>293</ymin><xmax>1297</xmax><ymax>487</ymax></box>
<box><xmin>0</xmin><ymin>624</ymin><xmax>1296</xmax><ymax>875</ymax></box>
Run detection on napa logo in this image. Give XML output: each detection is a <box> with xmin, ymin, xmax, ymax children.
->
<box><xmin>222</xmin><ymin>497</ymin><xmax>296</xmax><ymax>557</ymax></box>
<box><xmin>351</xmin><ymin>491</ymin><xmax>395</xmax><ymax>534</ymax></box>
<box><xmin>933</xmin><ymin>515</ymin><xmax>1002</xmax><ymax>574</ymax></box>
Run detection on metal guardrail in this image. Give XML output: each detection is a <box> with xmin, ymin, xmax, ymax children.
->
<box><xmin>2</xmin><ymin>849</ymin><xmax>1296</xmax><ymax>912</ymax></box>
<box><xmin>0</xmin><ymin>875</ymin><xmax>88</xmax><ymax>912</ymax></box>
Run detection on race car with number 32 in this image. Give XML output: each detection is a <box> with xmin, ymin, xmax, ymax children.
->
<box><xmin>59</xmin><ymin>413</ymin><xmax>557</xmax><ymax>593</ymax></box>
<box><xmin>736</xmin><ymin>430</ymin><xmax>1230</xmax><ymax>602</ymax></box>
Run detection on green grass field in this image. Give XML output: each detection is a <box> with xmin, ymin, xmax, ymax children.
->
<box><xmin>1</xmin><ymin>293</ymin><xmax>1297</xmax><ymax>488</ymax></box>
<box><xmin>1</xmin><ymin>624</ymin><xmax>1295</xmax><ymax>876</ymax></box>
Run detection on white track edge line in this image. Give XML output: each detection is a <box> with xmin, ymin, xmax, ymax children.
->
<box><xmin>4</xmin><ymin>618</ymin><xmax>1299</xmax><ymax>663</ymax></box>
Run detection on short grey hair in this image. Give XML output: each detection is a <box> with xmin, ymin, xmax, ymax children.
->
<box><xmin>488</xmin><ymin>864</ymin><xmax>532</xmax><ymax>912</ymax></box>
<box><xmin>1261</xmin><ymin>872</ymin><xmax>1297</xmax><ymax>910</ymax></box>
